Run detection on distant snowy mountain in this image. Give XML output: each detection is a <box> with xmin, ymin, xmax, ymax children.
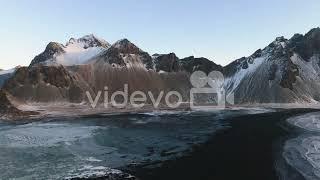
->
<box><xmin>29</xmin><ymin>34</ymin><xmax>110</xmax><ymax>66</ymax></box>
<box><xmin>0</xmin><ymin>68</ymin><xmax>15</xmax><ymax>76</ymax></box>
<box><xmin>0</xmin><ymin>68</ymin><xmax>16</xmax><ymax>87</ymax></box>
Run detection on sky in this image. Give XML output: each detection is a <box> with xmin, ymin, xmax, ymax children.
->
<box><xmin>0</xmin><ymin>0</ymin><xmax>320</xmax><ymax>69</ymax></box>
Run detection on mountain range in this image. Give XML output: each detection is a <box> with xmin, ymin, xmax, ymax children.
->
<box><xmin>1</xmin><ymin>28</ymin><xmax>320</xmax><ymax>118</ymax></box>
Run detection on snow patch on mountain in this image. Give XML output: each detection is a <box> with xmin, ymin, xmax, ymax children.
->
<box><xmin>0</xmin><ymin>68</ymin><xmax>15</xmax><ymax>75</ymax></box>
<box><xmin>55</xmin><ymin>43</ymin><xmax>105</xmax><ymax>66</ymax></box>
<box><xmin>57</xmin><ymin>35</ymin><xmax>110</xmax><ymax>66</ymax></box>
<box><xmin>291</xmin><ymin>53</ymin><xmax>320</xmax><ymax>80</ymax></box>
<box><xmin>224</xmin><ymin>56</ymin><xmax>266</xmax><ymax>94</ymax></box>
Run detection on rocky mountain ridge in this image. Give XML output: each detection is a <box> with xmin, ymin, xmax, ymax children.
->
<box><xmin>1</xmin><ymin>27</ymin><xmax>320</xmax><ymax>119</ymax></box>
<box><xmin>224</xmin><ymin>27</ymin><xmax>320</xmax><ymax>103</ymax></box>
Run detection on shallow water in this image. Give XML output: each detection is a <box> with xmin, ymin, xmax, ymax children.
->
<box><xmin>0</xmin><ymin>109</ymin><xmax>269</xmax><ymax>179</ymax></box>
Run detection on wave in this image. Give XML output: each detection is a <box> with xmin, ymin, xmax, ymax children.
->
<box><xmin>64</xmin><ymin>165</ymin><xmax>135</xmax><ymax>180</ymax></box>
<box><xmin>283</xmin><ymin>135</ymin><xmax>320</xmax><ymax>180</ymax></box>
<box><xmin>0</xmin><ymin>122</ymin><xmax>103</xmax><ymax>148</ymax></box>
<box><xmin>283</xmin><ymin>112</ymin><xmax>320</xmax><ymax>180</ymax></box>
<box><xmin>287</xmin><ymin>112</ymin><xmax>320</xmax><ymax>132</ymax></box>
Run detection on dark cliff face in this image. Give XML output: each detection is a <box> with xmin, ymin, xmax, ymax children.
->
<box><xmin>279</xmin><ymin>59</ymin><xmax>299</xmax><ymax>90</ymax></box>
<box><xmin>267</xmin><ymin>37</ymin><xmax>300</xmax><ymax>90</ymax></box>
<box><xmin>112</xmin><ymin>39</ymin><xmax>142</xmax><ymax>54</ymax></box>
<box><xmin>154</xmin><ymin>53</ymin><xmax>180</xmax><ymax>72</ymax></box>
<box><xmin>4</xmin><ymin>66</ymin><xmax>74</xmax><ymax>89</ymax></box>
<box><xmin>3</xmin><ymin>66</ymin><xmax>88</xmax><ymax>102</ymax></box>
<box><xmin>287</xmin><ymin>28</ymin><xmax>320</xmax><ymax>61</ymax></box>
<box><xmin>265</xmin><ymin>29</ymin><xmax>320</xmax><ymax>90</ymax></box>
<box><xmin>152</xmin><ymin>53</ymin><xmax>223</xmax><ymax>74</ymax></box>
<box><xmin>0</xmin><ymin>90</ymin><xmax>17</xmax><ymax>114</ymax></box>
<box><xmin>180</xmin><ymin>56</ymin><xmax>223</xmax><ymax>74</ymax></box>
<box><xmin>0</xmin><ymin>90</ymin><xmax>38</xmax><ymax>118</ymax></box>
<box><xmin>97</xmin><ymin>47</ymin><xmax>127</xmax><ymax>66</ymax></box>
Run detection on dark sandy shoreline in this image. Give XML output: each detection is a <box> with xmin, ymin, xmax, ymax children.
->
<box><xmin>120</xmin><ymin>108</ymin><xmax>318</xmax><ymax>180</ymax></box>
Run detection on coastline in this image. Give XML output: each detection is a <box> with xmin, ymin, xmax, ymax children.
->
<box><xmin>0</xmin><ymin>107</ymin><xmax>318</xmax><ymax>179</ymax></box>
<box><xmin>2</xmin><ymin>101</ymin><xmax>320</xmax><ymax>122</ymax></box>
<box><xmin>0</xmin><ymin>102</ymin><xmax>192</xmax><ymax>122</ymax></box>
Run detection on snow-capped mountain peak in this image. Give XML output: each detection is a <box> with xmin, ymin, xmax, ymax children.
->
<box><xmin>90</xmin><ymin>38</ymin><xmax>155</xmax><ymax>69</ymax></box>
<box><xmin>45</xmin><ymin>42</ymin><xmax>65</xmax><ymax>54</ymax></box>
<box><xmin>30</xmin><ymin>35</ymin><xmax>110</xmax><ymax>67</ymax></box>
<box><xmin>66</xmin><ymin>34</ymin><xmax>110</xmax><ymax>49</ymax></box>
<box><xmin>111</xmin><ymin>38</ymin><xmax>142</xmax><ymax>54</ymax></box>
<box><xmin>113</xmin><ymin>38</ymin><xmax>132</xmax><ymax>47</ymax></box>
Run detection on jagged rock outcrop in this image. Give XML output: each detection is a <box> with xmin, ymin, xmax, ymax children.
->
<box><xmin>92</xmin><ymin>39</ymin><xmax>154</xmax><ymax>69</ymax></box>
<box><xmin>180</xmin><ymin>56</ymin><xmax>223</xmax><ymax>74</ymax></box>
<box><xmin>288</xmin><ymin>28</ymin><xmax>320</xmax><ymax>61</ymax></box>
<box><xmin>0</xmin><ymin>90</ymin><xmax>20</xmax><ymax>114</ymax></box>
<box><xmin>0</xmin><ymin>90</ymin><xmax>38</xmax><ymax>119</ymax></box>
<box><xmin>3</xmin><ymin>65</ymin><xmax>92</xmax><ymax>102</ymax></box>
<box><xmin>153</xmin><ymin>53</ymin><xmax>180</xmax><ymax>72</ymax></box>
<box><xmin>151</xmin><ymin>53</ymin><xmax>223</xmax><ymax>74</ymax></box>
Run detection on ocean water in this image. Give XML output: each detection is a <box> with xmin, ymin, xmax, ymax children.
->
<box><xmin>0</xmin><ymin>109</ymin><xmax>267</xmax><ymax>179</ymax></box>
